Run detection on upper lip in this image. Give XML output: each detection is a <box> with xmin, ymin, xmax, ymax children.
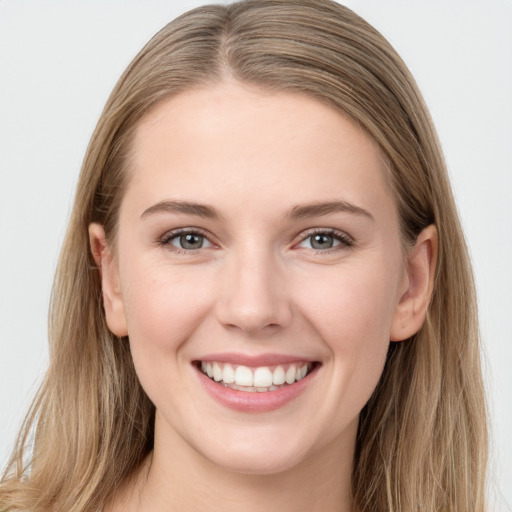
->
<box><xmin>195</xmin><ymin>352</ymin><xmax>318</xmax><ymax>367</ymax></box>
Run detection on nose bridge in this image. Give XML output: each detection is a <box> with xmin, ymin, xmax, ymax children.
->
<box><xmin>216</xmin><ymin>241</ymin><xmax>292</xmax><ymax>333</ymax></box>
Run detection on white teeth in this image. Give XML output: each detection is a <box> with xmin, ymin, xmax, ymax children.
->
<box><xmin>253</xmin><ymin>367</ymin><xmax>273</xmax><ymax>388</ymax></box>
<box><xmin>212</xmin><ymin>362</ymin><xmax>223</xmax><ymax>382</ymax></box>
<box><xmin>222</xmin><ymin>364</ymin><xmax>235</xmax><ymax>384</ymax></box>
<box><xmin>285</xmin><ymin>365</ymin><xmax>296</xmax><ymax>384</ymax></box>
<box><xmin>272</xmin><ymin>366</ymin><xmax>285</xmax><ymax>385</ymax></box>
<box><xmin>235</xmin><ymin>365</ymin><xmax>253</xmax><ymax>387</ymax></box>
<box><xmin>228</xmin><ymin>383</ymin><xmax>258</xmax><ymax>392</ymax></box>
<box><xmin>200</xmin><ymin>361</ymin><xmax>312</xmax><ymax>391</ymax></box>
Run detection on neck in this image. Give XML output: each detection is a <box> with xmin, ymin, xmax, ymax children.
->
<box><xmin>109</xmin><ymin>416</ymin><xmax>357</xmax><ymax>512</ymax></box>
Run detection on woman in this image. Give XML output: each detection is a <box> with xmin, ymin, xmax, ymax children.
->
<box><xmin>0</xmin><ymin>1</ymin><xmax>488</xmax><ymax>510</ymax></box>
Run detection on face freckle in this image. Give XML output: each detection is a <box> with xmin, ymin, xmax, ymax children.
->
<box><xmin>106</xmin><ymin>81</ymin><xmax>409</xmax><ymax>475</ymax></box>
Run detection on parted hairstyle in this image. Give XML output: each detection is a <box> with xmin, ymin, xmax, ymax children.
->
<box><xmin>0</xmin><ymin>1</ymin><xmax>487</xmax><ymax>511</ymax></box>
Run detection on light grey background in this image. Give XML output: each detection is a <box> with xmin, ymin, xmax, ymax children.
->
<box><xmin>1</xmin><ymin>0</ymin><xmax>511</xmax><ymax>507</ymax></box>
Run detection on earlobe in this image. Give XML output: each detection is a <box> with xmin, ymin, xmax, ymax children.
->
<box><xmin>88</xmin><ymin>223</ymin><xmax>128</xmax><ymax>337</ymax></box>
<box><xmin>390</xmin><ymin>224</ymin><xmax>438</xmax><ymax>342</ymax></box>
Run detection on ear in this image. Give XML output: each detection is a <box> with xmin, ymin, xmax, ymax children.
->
<box><xmin>390</xmin><ymin>224</ymin><xmax>438</xmax><ymax>341</ymax></box>
<box><xmin>89</xmin><ymin>223</ymin><xmax>128</xmax><ymax>337</ymax></box>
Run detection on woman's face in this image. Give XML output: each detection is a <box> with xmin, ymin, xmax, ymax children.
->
<box><xmin>96</xmin><ymin>82</ymin><xmax>417</xmax><ymax>475</ymax></box>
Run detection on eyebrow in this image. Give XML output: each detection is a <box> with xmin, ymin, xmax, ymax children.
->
<box><xmin>286</xmin><ymin>200</ymin><xmax>374</xmax><ymax>221</ymax></box>
<box><xmin>141</xmin><ymin>200</ymin><xmax>223</xmax><ymax>220</ymax></box>
<box><xmin>140</xmin><ymin>199</ymin><xmax>373</xmax><ymax>222</ymax></box>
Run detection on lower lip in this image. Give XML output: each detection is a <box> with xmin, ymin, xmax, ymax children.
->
<box><xmin>195</xmin><ymin>364</ymin><xmax>319</xmax><ymax>413</ymax></box>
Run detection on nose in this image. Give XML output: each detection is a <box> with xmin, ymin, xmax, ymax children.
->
<box><xmin>215</xmin><ymin>246</ymin><xmax>293</xmax><ymax>335</ymax></box>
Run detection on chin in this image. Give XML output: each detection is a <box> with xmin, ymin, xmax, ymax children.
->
<box><xmin>208</xmin><ymin>449</ymin><xmax>306</xmax><ymax>476</ymax></box>
<box><xmin>193</xmin><ymin>429</ymin><xmax>315</xmax><ymax>476</ymax></box>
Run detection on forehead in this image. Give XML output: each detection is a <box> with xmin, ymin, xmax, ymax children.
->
<box><xmin>124</xmin><ymin>82</ymin><xmax>395</xmax><ymax>220</ymax></box>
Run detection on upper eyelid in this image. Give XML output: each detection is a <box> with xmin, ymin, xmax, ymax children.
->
<box><xmin>295</xmin><ymin>227</ymin><xmax>353</xmax><ymax>243</ymax></box>
<box><xmin>158</xmin><ymin>226</ymin><xmax>353</xmax><ymax>248</ymax></box>
<box><xmin>161</xmin><ymin>227</ymin><xmax>212</xmax><ymax>241</ymax></box>
<box><xmin>159</xmin><ymin>228</ymin><xmax>216</xmax><ymax>254</ymax></box>
<box><xmin>293</xmin><ymin>230</ymin><xmax>355</xmax><ymax>255</ymax></box>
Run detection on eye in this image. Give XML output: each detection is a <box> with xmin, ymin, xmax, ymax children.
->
<box><xmin>161</xmin><ymin>230</ymin><xmax>213</xmax><ymax>252</ymax></box>
<box><xmin>297</xmin><ymin>230</ymin><xmax>353</xmax><ymax>251</ymax></box>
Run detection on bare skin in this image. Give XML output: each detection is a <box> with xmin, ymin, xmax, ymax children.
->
<box><xmin>106</xmin><ymin>423</ymin><xmax>356</xmax><ymax>511</ymax></box>
<box><xmin>95</xmin><ymin>82</ymin><xmax>437</xmax><ymax>512</ymax></box>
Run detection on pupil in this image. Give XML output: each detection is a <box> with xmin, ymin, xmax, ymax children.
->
<box><xmin>311</xmin><ymin>234</ymin><xmax>333</xmax><ymax>249</ymax></box>
<box><xmin>181</xmin><ymin>233</ymin><xmax>203</xmax><ymax>249</ymax></box>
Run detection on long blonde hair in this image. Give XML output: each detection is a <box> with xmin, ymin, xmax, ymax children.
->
<box><xmin>0</xmin><ymin>1</ymin><xmax>487</xmax><ymax>510</ymax></box>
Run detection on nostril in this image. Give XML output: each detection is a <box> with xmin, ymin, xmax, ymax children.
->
<box><xmin>214</xmin><ymin>264</ymin><xmax>293</xmax><ymax>332</ymax></box>
<box><xmin>216</xmin><ymin>301</ymin><xmax>293</xmax><ymax>334</ymax></box>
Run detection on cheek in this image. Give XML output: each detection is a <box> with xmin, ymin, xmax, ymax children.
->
<box><xmin>298</xmin><ymin>259</ymin><xmax>401</xmax><ymax>346</ymax></box>
<box><xmin>295</xmin><ymin>258</ymin><xmax>401</xmax><ymax>409</ymax></box>
<box><xmin>120</xmin><ymin>262</ymin><xmax>213</xmax><ymax>384</ymax></box>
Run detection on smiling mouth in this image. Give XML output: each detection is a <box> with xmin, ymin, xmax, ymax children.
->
<box><xmin>196</xmin><ymin>361</ymin><xmax>318</xmax><ymax>393</ymax></box>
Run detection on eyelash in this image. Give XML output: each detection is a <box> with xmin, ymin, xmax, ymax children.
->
<box><xmin>158</xmin><ymin>228</ymin><xmax>354</xmax><ymax>255</ymax></box>
<box><xmin>296</xmin><ymin>228</ymin><xmax>354</xmax><ymax>254</ymax></box>
<box><xmin>158</xmin><ymin>228</ymin><xmax>214</xmax><ymax>255</ymax></box>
